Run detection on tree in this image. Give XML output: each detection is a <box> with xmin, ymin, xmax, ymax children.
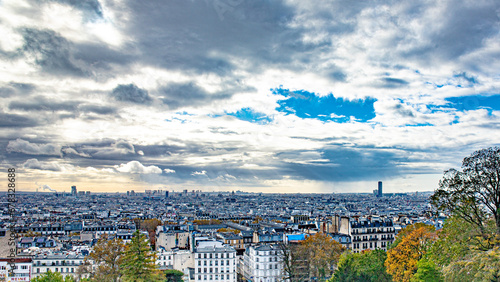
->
<box><xmin>278</xmin><ymin>242</ymin><xmax>309</xmax><ymax>282</ymax></box>
<box><xmin>330</xmin><ymin>249</ymin><xmax>392</xmax><ymax>282</ymax></box>
<box><xmin>410</xmin><ymin>257</ymin><xmax>443</xmax><ymax>282</ymax></box>
<box><xmin>431</xmin><ymin>147</ymin><xmax>500</xmax><ymax>238</ymax></box>
<box><xmin>32</xmin><ymin>271</ymin><xmax>75</xmax><ymax>282</ymax></box>
<box><xmin>385</xmin><ymin>224</ymin><xmax>436</xmax><ymax>282</ymax></box>
<box><xmin>300</xmin><ymin>232</ymin><xmax>345</xmax><ymax>280</ymax></box>
<box><xmin>120</xmin><ymin>231</ymin><xmax>163</xmax><ymax>282</ymax></box>
<box><xmin>441</xmin><ymin>247</ymin><xmax>500</xmax><ymax>282</ymax></box>
<box><xmin>85</xmin><ymin>234</ymin><xmax>125</xmax><ymax>282</ymax></box>
<box><xmin>164</xmin><ymin>269</ymin><xmax>184</xmax><ymax>282</ymax></box>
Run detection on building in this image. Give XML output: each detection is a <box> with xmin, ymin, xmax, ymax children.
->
<box><xmin>350</xmin><ymin>217</ymin><xmax>395</xmax><ymax>253</ymax></box>
<box><xmin>193</xmin><ymin>240</ymin><xmax>237</xmax><ymax>282</ymax></box>
<box><xmin>378</xmin><ymin>181</ymin><xmax>383</xmax><ymax>197</ymax></box>
<box><xmin>31</xmin><ymin>253</ymin><xmax>87</xmax><ymax>280</ymax></box>
<box><xmin>243</xmin><ymin>244</ymin><xmax>283</xmax><ymax>282</ymax></box>
<box><xmin>71</xmin><ymin>186</ymin><xmax>77</xmax><ymax>197</ymax></box>
<box><xmin>0</xmin><ymin>258</ymin><xmax>32</xmax><ymax>282</ymax></box>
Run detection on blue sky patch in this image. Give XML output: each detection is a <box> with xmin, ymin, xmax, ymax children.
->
<box><xmin>227</xmin><ymin>107</ymin><xmax>272</xmax><ymax>124</ymax></box>
<box><xmin>444</xmin><ymin>95</ymin><xmax>500</xmax><ymax>112</ymax></box>
<box><xmin>272</xmin><ymin>88</ymin><xmax>376</xmax><ymax>122</ymax></box>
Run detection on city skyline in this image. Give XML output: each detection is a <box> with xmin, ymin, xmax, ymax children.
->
<box><xmin>1</xmin><ymin>0</ymin><xmax>500</xmax><ymax>193</ymax></box>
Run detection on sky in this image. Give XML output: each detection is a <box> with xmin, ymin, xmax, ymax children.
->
<box><xmin>1</xmin><ymin>0</ymin><xmax>500</xmax><ymax>194</ymax></box>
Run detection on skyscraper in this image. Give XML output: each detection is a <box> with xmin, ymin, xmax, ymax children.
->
<box><xmin>378</xmin><ymin>181</ymin><xmax>383</xmax><ymax>197</ymax></box>
<box><xmin>71</xmin><ymin>186</ymin><xmax>77</xmax><ymax>197</ymax></box>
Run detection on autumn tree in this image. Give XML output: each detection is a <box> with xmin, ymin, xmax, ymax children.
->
<box><xmin>84</xmin><ymin>234</ymin><xmax>125</xmax><ymax>282</ymax></box>
<box><xmin>330</xmin><ymin>249</ymin><xmax>392</xmax><ymax>282</ymax></box>
<box><xmin>299</xmin><ymin>232</ymin><xmax>345</xmax><ymax>280</ymax></box>
<box><xmin>385</xmin><ymin>224</ymin><xmax>437</xmax><ymax>282</ymax></box>
<box><xmin>431</xmin><ymin>147</ymin><xmax>500</xmax><ymax>239</ymax></box>
<box><xmin>120</xmin><ymin>231</ymin><xmax>163</xmax><ymax>282</ymax></box>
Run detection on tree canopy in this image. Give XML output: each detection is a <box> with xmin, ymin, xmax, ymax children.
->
<box><xmin>119</xmin><ymin>231</ymin><xmax>163</xmax><ymax>282</ymax></box>
<box><xmin>431</xmin><ymin>147</ymin><xmax>500</xmax><ymax>238</ymax></box>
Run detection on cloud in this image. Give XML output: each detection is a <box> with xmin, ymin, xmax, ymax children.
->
<box><xmin>19</xmin><ymin>28</ymin><xmax>86</xmax><ymax>76</ymax></box>
<box><xmin>110</xmin><ymin>84</ymin><xmax>152</xmax><ymax>104</ymax></box>
<box><xmin>191</xmin><ymin>170</ymin><xmax>207</xmax><ymax>176</ymax></box>
<box><xmin>62</xmin><ymin>147</ymin><xmax>90</xmax><ymax>157</ymax></box>
<box><xmin>0</xmin><ymin>113</ymin><xmax>39</xmax><ymax>127</ymax></box>
<box><xmin>163</xmin><ymin>168</ymin><xmax>175</xmax><ymax>173</ymax></box>
<box><xmin>115</xmin><ymin>161</ymin><xmax>162</xmax><ymax>174</ymax></box>
<box><xmin>7</xmin><ymin>139</ymin><xmax>62</xmax><ymax>156</ymax></box>
<box><xmin>22</xmin><ymin>159</ymin><xmax>69</xmax><ymax>171</ymax></box>
<box><xmin>160</xmin><ymin>82</ymin><xmax>232</xmax><ymax>109</ymax></box>
<box><xmin>78</xmin><ymin>104</ymin><xmax>117</xmax><ymax>115</ymax></box>
<box><xmin>9</xmin><ymin>96</ymin><xmax>79</xmax><ymax>111</ymax></box>
<box><xmin>50</xmin><ymin>0</ymin><xmax>104</xmax><ymax>19</ymax></box>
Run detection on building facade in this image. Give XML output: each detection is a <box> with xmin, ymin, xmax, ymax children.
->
<box><xmin>243</xmin><ymin>244</ymin><xmax>283</xmax><ymax>282</ymax></box>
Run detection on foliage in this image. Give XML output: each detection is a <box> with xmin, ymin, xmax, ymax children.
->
<box><xmin>83</xmin><ymin>234</ymin><xmax>125</xmax><ymax>282</ymax></box>
<box><xmin>300</xmin><ymin>232</ymin><xmax>345</xmax><ymax>280</ymax></box>
<box><xmin>410</xmin><ymin>257</ymin><xmax>443</xmax><ymax>282</ymax></box>
<box><xmin>32</xmin><ymin>270</ymin><xmax>75</xmax><ymax>282</ymax></box>
<box><xmin>426</xmin><ymin>216</ymin><xmax>491</xmax><ymax>268</ymax></box>
<box><xmin>119</xmin><ymin>231</ymin><xmax>163</xmax><ymax>282</ymax></box>
<box><xmin>164</xmin><ymin>269</ymin><xmax>185</xmax><ymax>282</ymax></box>
<box><xmin>192</xmin><ymin>219</ymin><xmax>222</xmax><ymax>225</ymax></box>
<box><xmin>329</xmin><ymin>249</ymin><xmax>392</xmax><ymax>282</ymax></box>
<box><xmin>385</xmin><ymin>224</ymin><xmax>436</xmax><ymax>282</ymax></box>
<box><xmin>217</xmin><ymin>227</ymin><xmax>240</xmax><ymax>234</ymax></box>
<box><xmin>278</xmin><ymin>242</ymin><xmax>308</xmax><ymax>282</ymax></box>
<box><xmin>441</xmin><ymin>247</ymin><xmax>500</xmax><ymax>282</ymax></box>
<box><xmin>431</xmin><ymin>147</ymin><xmax>500</xmax><ymax>238</ymax></box>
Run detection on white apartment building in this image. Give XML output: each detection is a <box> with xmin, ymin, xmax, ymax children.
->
<box><xmin>0</xmin><ymin>258</ymin><xmax>32</xmax><ymax>282</ymax></box>
<box><xmin>348</xmin><ymin>217</ymin><xmax>395</xmax><ymax>253</ymax></box>
<box><xmin>193</xmin><ymin>241</ymin><xmax>237</xmax><ymax>282</ymax></box>
<box><xmin>31</xmin><ymin>253</ymin><xmax>87</xmax><ymax>280</ymax></box>
<box><xmin>243</xmin><ymin>244</ymin><xmax>283</xmax><ymax>282</ymax></box>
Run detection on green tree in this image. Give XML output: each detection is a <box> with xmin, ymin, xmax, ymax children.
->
<box><xmin>32</xmin><ymin>271</ymin><xmax>75</xmax><ymax>282</ymax></box>
<box><xmin>330</xmin><ymin>249</ymin><xmax>392</xmax><ymax>282</ymax></box>
<box><xmin>410</xmin><ymin>257</ymin><xmax>443</xmax><ymax>282</ymax></box>
<box><xmin>431</xmin><ymin>147</ymin><xmax>500</xmax><ymax>239</ymax></box>
<box><xmin>164</xmin><ymin>269</ymin><xmax>184</xmax><ymax>282</ymax></box>
<box><xmin>441</xmin><ymin>247</ymin><xmax>500</xmax><ymax>282</ymax></box>
<box><xmin>120</xmin><ymin>231</ymin><xmax>163</xmax><ymax>282</ymax></box>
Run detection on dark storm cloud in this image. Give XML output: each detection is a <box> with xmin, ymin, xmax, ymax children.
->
<box><xmin>122</xmin><ymin>0</ymin><xmax>301</xmax><ymax>74</ymax></box>
<box><xmin>160</xmin><ymin>82</ymin><xmax>232</xmax><ymax>109</ymax></box>
<box><xmin>0</xmin><ymin>112</ymin><xmax>39</xmax><ymax>127</ymax></box>
<box><xmin>110</xmin><ymin>84</ymin><xmax>152</xmax><ymax>104</ymax></box>
<box><xmin>78</xmin><ymin>104</ymin><xmax>117</xmax><ymax>115</ymax></box>
<box><xmin>19</xmin><ymin>28</ymin><xmax>86</xmax><ymax>76</ymax></box>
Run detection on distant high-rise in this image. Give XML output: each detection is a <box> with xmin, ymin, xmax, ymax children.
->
<box><xmin>165</xmin><ymin>191</ymin><xmax>169</xmax><ymax>198</ymax></box>
<box><xmin>71</xmin><ymin>186</ymin><xmax>77</xmax><ymax>196</ymax></box>
<box><xmin>378</xmin><ymin>181</ymin><xmax>383</xmax><ymax>197</ymax></box>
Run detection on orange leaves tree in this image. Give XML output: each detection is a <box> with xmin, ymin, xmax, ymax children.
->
<box><xmin>385</xmin><ymin>224</ymin><xmax>436</xmax><ymax>282</ymax></box>
<box><xmin>300</xmin><ymin>232</ymin><xmax>345</xmax><ymax>280</ymax></box>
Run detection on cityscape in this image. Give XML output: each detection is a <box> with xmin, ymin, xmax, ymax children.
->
<box><xmin>1</xmin><ymin>0</ymin><xmax>500</xmax><ymax>281</ymax></box>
